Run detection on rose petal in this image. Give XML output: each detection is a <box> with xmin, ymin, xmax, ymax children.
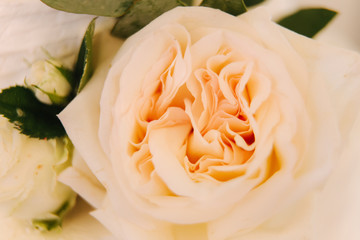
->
<box><xmin>59</xmin><ymin>5</ymin><xmax>360</xmax><ymax>240</ymax></box>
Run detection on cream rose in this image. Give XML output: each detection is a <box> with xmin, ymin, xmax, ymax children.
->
<box><xmin>0</xmin><ymin>115</ymin><xmax>75</xmax><ymax>228</ymax></box>
<box><xmin>0</xmin><ymin>0</ymin><xmax>121</xmax><ymax>238</ymax></box>
<box><xmin>60</xmin><ymin>6</ymin><xmax>360</xmax><ymax>240</ymax></box>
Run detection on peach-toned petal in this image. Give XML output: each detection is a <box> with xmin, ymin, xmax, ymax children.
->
<box><xmin>59</xmin><ymin>5</ymin><xmax>360</xmax><ymax>240</ymax></box>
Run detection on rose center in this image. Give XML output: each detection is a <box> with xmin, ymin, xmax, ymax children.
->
<box><xmin>131</xmin><ymin>48</ymin><xmax>258</xmax><ymax>183</ymax></box>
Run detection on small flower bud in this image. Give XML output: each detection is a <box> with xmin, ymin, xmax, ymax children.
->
<box><xmin>26</xmin><ymin>59</ymin><xmax>72</xmax><ymax>105</ymax></box>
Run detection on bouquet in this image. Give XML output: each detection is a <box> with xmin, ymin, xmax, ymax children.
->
<box><xmin>1</xmin><ymin>0</ymin><xmax>360</xmax><ymax>239</ymax></box>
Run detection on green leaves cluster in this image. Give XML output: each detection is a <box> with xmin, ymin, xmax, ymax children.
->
<box><xmin>200</xmin><ymin>0</ymin><xmax>247</xmax><ymax>16</ymax></box>
<box><xmin>243</xmin><ymin>0</ymin><xmax>265</xmax><ymax>7</ymax></box>
<box><xmin>0</xmin><ymin>19</ymin><xmax>96</xmax><ymax>139</ymax></box>
<box><xmin>41</xmin><ymin>0</ymin><xmax>337</xmax><ymax>39</ymax></box>
<box><xmin>0</xmin><ymin>87</ymin><xmax>64</xmax><ymax>139</ymax></box>
<box><xmin>41</xmin><ymin>0</ymin><xmax>133</xmax><ymax>17</ymax></box>
<box><xmin>111</xmin><ymin>0</ymin><xmax>192</xmax><ymax>38</ymax></box>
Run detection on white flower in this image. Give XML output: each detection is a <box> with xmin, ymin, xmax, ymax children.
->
<box><xmin>59</xmin><ymin>6</ymin><xmax>360</xmax><ymax>240</ymax></box>
<box><xmin>0</xmin><ymin>0</ymin><xmax>119</xmax><ymax>238</ymax></box>
<box><xmin>0</xmin><ymin>116</ymin><xmax>75</xmax><ymax>225</ymax></box>
<box><xmin>26</xmin><ymin>59</ymin><xmax>72</xmax><ymax>105</ymax></box>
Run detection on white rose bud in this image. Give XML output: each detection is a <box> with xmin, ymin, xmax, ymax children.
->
<box><xmin>26</xmin><ymin>59</ymin><xmax>72</xmax><ymax>105</ymax></box>
<box><xmin>0</xmin><ymin>116</ymin><xmax>76</xmax><ymax>231</ymax></box>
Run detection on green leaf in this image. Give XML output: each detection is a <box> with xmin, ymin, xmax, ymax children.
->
<box><xmin>277</xmin><ymin>8</ymin><xmax>337</xmax><ymax>38</ymax></box>
<box><xmin>200</xmin><ymin>0</ymin><xmax>247</xmax><ymax>16</ymax></box>
<box><xmin>40</xmin><ymin>0</ymin><xmax>133</xmax><ymax>17</ymax></box>
<box><xmin>111</xmin><ymin>0</ymin><xmax>192</xmax><ymax>39</ymax></box>
<box><xmin>243</xmin><ymin>0</ymin><xmax>265</xmax><ymax>7</ymax></box>
<box><xmin>74</xmin><ymin>18</ymin><xmax>96</xmax><ymax>93</ymax></box>
<box><xmin>0</xmin><ymin>86</ymin><xmax>66</xmax><ymax>139</ymax></box>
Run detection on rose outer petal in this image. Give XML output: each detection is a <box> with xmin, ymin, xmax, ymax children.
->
<box><xmin>59</xmin><ymin>6</ymin><xmax>360</xmax><ymax>240</ymax></box>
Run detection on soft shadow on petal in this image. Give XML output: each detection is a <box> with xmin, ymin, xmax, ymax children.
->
<box><xmin>59</xmin><ymin>151</ymin><xmax>105</xmax><ymax>208</ymax></box>
<box><xmin>282</xmin><ymin>27</ymin><xmax>360</xmax><ymax>140</ymax></box>
<box><xmin>311</xmin><ymin>112</ymin><xmax>360</xmax><ymax>240</ymax></box>
<box><xmin>93</xmin><ymin>197</ymin><xmax>174</xmax><ymax>240</ymax></box>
